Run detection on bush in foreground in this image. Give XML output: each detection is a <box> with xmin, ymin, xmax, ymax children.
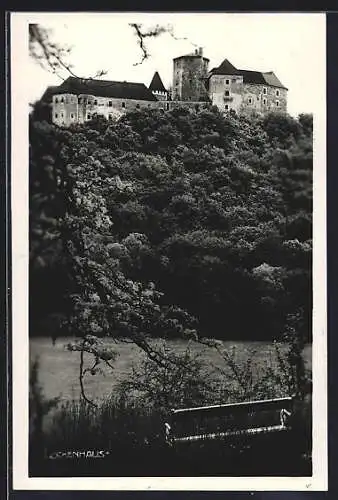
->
<box><xmin>29</xmin><ymin>342</ymin><xmax>312</xmax><ymax>477</ymax></box>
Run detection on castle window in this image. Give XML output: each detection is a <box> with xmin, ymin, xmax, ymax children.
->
<box><xmin>166</xmin><ymin>103</ymin><xmax>170</xmax><ymax>110</ymax></box>
<box><xmin>54</xmin><ymin>113</ymin><xmax>58</xmax><ymax>119</ymax></box>
<box><xmin>108</xmin><ymin>114</ymin><xmax>113</xmax><ymax>120</ymax></box>
<box><xmin>70</xmin><ymin>113</ymin><xmax>75</xmax><ymax>119</ymax></box>
<box><xmin>263</xmin><ymin>87</ymin><xmax>267</xmax><ymax>95</ymax></box>
<box><xmin>276</xmin><ymin>100</ymin><xmax>280</xmax><ymax>107</ymax></box>
<box><xmin>94</xmin><ymin>100</ymin><xmax>98</xmax><ymax>105</ymax></box>
<box><xmin>225</xmin><ymin>90</ymin><xmax>230</xmax><ymax>97</ymax></box>
<box><xmin>87</xmin><ymin>113</ymin><xmax>91</xmax><ymax>119</ymax></box>
<box><xmin>60</xmin><ymin>112</ymin><xmax>64</xmax><ymax>118</ymax></box>
<box><xmin>60</xmin><ymin>97</ymin><xmax>64</xmax><ymax>103</ymax></box>
<box><xmin>263</xmin><ymin>98</ymin><xmax>267</xmax><ymax>105</ymax></box>
<box><xmin>225</xmin><ymin>79</ymin><xmax>230</xmax><ymax>85</ymax></box>
<box><xmin>78</xmin><ymin>97</ymin><xmax>82</xmax><ymax>103</ymax></box>
<box><xmin>276</xmin><ymin>89</ymin><xmax>280</xmax><ymax>97</ymax></box>
<box><xmin>108</xmin><ymin>101</ymin><xmax>112</xmax><ymax>107</ymax></box>
<box><xmin>136</xmin><ymin>104</ymin><xmax>140</xmax><ymax>109</ymax></box>
<box><xmin>122</xmin><ymin>102</ymin><xmax>126</xmax><ymax>108</ymax></box>
<box><xmin>248</xmin><ymin>97</ymin><xmax>252</xmax><ymax>104</ymax></box>
<box><xmin>225</xmin><ymin>104</ymin><xmax>229</xmax><ymax>110</ymax></box>
<box><xmin>55</xmin><ymin>97</ymin><xmax>58</xmax><ymax>103</ymax></box>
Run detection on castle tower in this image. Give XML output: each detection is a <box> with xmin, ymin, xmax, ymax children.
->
<box><xmin>149</xmin><ymin>71</ymin><xmax>168</xmax><ymax>101</ymax></box>
<box><xmin>172</xmin><ymin>47</ymin><xmax>209</xmax><ymax>102</ymax></box>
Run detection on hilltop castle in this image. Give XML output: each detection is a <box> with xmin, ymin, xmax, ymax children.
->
<box><xmin>47</xmin><ymin>48</ymin><xmax>287</xmax><ymax>127</ymax></box>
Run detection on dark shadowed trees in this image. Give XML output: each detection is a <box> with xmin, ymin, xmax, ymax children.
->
<box><xmin>29</xmin><ymin>106</ymin><xmax>313</xmax><ymax>346</ymax></box>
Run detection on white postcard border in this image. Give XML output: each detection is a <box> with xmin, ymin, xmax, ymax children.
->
<box><xmin>10</xmin><ymin>11</ymin><xmax>327</xmax><ymax>491</ymax></box>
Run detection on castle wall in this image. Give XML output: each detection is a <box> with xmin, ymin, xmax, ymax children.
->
<box><xmin>51</xmin><ymin>65</ymin><xmax>288</xmax><ymax>128</ymax></box>
<box><xmin>239</xmin><ymin>83</ymin><xmax>287</xmax><ymax>115</ymax></box>
<box><xmin>167</xmin><ymin>101</ymin><xmax>210</xmax><ymax>111</ymax></box>
<box><xmin>53</xmin><ymin>93</ymin><xmax>79</xmax><ymax>127</ymax></box>
<box><xmin>173</xmin><ymin>55</ymin><xmax>209</xmax><ymax>101</ymax></box>
<box><xmin>52</xmin><ymin>93</ymin><xmax>160</xmax><ymax>126</ymax></box>
<box><xmin>52</xmin><ymin>94</ymin><xmax>212</xmax><ymax>127</ymax></box>
<box><xmin>209</xmin><ymin>74</ymin><xmax>243</xmax><ymax>113</ymax></box>
<box><xmin>152</xmin><ymin>90</ymin><xmax>167</xmax><ymax>101</ymax></box>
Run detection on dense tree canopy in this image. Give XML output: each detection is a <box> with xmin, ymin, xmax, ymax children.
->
<box><xmin>30</xmin><ymin>106</ymin><xmax>312</xmax><ymax>344</ymax></box>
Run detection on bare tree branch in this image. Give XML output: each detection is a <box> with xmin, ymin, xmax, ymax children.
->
<box><xmin>129</xmin><ymin>23</ymin><xmax>198</xmax><ymax>66</ymax></box>
<box><xmin>30</xmin><ymin>21</ymin><xmax>199</xmax><ymax>92</ymax></box>
<box><xmin>166</xmin><ymin>25</ymin><xmax>198</xmax><ymax>47</ymax></box>
<box><xmin>29</xmin><ymin>23</ymin><xmax>108</xmax><ymax>82</ymax></box>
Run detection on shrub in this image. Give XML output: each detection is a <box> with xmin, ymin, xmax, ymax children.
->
<box><xmin>116</xmin><ymin>341</ymin><xmax>218</xmax><ymax>414</ymax></box>
<box><xmin>29</xmin><ymin>357</ymin><xmax>60</xmax><ymax>466</ymax></box>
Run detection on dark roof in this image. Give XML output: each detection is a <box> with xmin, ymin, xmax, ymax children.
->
<box><xmin>239</xmin><ymin>69</ymin><xmax>267</xmax><ymax>85</ymax></box>
<box><xmin>262</xmin><ymin>71</ymin><xmax>288</xmax><ymax>90</ymax></box>
<box><xmin>149</xmin><ymin>71</ymin><xmax>167</xmax><ymax>93</ymax></box>
<box><xmin>53</xmin><ymin>77</ymin><xmax>158</xmax><ymax>101</ymax></box>
<box><xmin>209</xmin><ymin>59</ymin><xmax>241</xmax><ymax>76</ymax></box>
<box><xmin>209</xmin><ymin>59</ymin><xmax>287</xmax><ymax>89</ymax></box>
<box><xmin>40</xmin><ymin>85</ymin><xmax>59</xmax><ymax>103</ymax></box>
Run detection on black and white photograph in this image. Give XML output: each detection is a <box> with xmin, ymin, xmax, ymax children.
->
<box><xmin>11</xmin><ymin>11</ymin><xmax>327</xmax><ymax>490</ymax></box>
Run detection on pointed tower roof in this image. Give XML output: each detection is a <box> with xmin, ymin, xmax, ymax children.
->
<box><xmin>149</xmin><ymin>71</ymin><xmax>167</xmax><ymax>93</ymax></box>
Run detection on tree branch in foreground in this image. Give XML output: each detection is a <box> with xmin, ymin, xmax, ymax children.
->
<box><xmin>129</xmin><ymin>23</ymin><xmax>198</xmax><ymax>66</ymax></box>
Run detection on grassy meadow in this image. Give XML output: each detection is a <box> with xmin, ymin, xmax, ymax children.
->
<box><xmin>30</xmin><ymin>336</ymin><xmax>312</xmax><ymax>405</ymax></box>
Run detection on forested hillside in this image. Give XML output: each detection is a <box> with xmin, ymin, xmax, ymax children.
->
<box><xmin>29</xmin><ymin>106</ymin><xmax>313</xmax><ymax>343</ymax></box>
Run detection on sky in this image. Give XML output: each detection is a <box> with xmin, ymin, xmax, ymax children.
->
<box><xmin>15</xmin><ymin>12</ymin><xmax>325</xmax><ymax>117</ymax></box>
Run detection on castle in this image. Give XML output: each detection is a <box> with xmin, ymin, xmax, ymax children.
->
<box><xmin>47</xmin><ymin>48</ymin><xmax>287</xmax><ymax>127</ymax></box>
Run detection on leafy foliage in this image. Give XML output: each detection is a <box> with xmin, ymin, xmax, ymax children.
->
<box><xmin>30</xmin><ymin>107</ymin><xmax>313</xmax><ymax>349</ymax></box>
<box><xmin>117</xmin><ymin>342</ymin><xmax>216</xmax><ymax>412</ymax></box>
